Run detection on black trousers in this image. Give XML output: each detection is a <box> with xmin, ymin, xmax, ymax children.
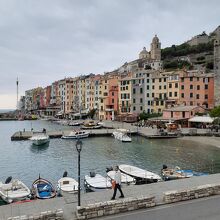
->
<box><xmin>112</xmin><ymin>183</ymin><xmax>124</xmax><ymax>199</ymax></box>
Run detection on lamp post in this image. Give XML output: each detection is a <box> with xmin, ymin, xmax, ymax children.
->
<box><xmin>76</xmin><ymin>139</ymin><xmax>82</xmax><ymax>206</ymax></box>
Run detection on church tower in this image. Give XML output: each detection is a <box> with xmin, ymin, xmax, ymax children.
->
<box><xmin>214</xmin><ymin>39</ymin><xmax>220</xmax><ymax>106</ymax></box>
<box><xmin>139</xmin><ymin>47</ymin><xmax>150</xmax><ymax>59</ymax></box>
<box><xmin>150</xmin><ymin>35</ymin><xmax>161</xmax><ymax>60</ymax></box>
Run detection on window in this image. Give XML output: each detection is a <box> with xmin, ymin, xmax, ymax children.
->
<box><xmin>159</xmin><ymin>94</ymin><xmax>162</xmax><ymax>99</ymax></box>
<box><xmin>190</xmin><ymin>85</ymin><xmax>193</xmax><ymax>89</ymax></box>
<box><xmin>161</xmin><ymin>101</ymin><xmax>164</xmax><ymax>105</ymax></box>
<box><xmin>190</xmin><ymin>93</ymin><xmax>193</xmax><ymax>98</ymax></box>
<box><xmin>140</xmin><ymin>98</ymin><xmax>143</xmax><ymax>103</ymax></box>
<box><xmin>159</xmin><ymin>78</ymin><xmax>161</xmax><ymax>83</ymax></box>
<box><xmin>181</xmin><ymin>93</ymin><xmax>184</xmax><ymax>98</ymax></box>
<box><xmin>205</xmin><ymin>84</ymin><xmax>208</xmax><ymax>89</ymax></box>
<box><xmin>164</xmin><ymin>85</ymin><xmax>166</xmax><ymax>89</ymax></box>
<box><xmin>190</xmin><ymin>101</ymin><xmax>193</xmax><ymax>106</ymax></box>
<box><xmin>175</xmin><ymin>83</ymin><xmax>178</xmax><ymax>88</ymax></box>
<box><xmin>147</xmin><ymin>85</ymin><xmax>149</xmax><ymax>90</ymax></box>
<box><xmin>133</xmin><ymin>80</ymin><xmax>136</xmax><ymax>84</ymax></box>
<box><xmin>152</xmin><ymin>79</ymin><xmax>155</xmax><ymax>83</ymax></box>
<box><xmin>112</xmin><ymin>92</ymin><xmax>114</xmax><ymax>96</ymax></box>
<box><xmin>197</xmin><ymin>85</ymin><xmax>200</xmax><ymax>90</ymax></box>
<box><xmin>174</xmin><ymin>92</ymin><xmax>178</xmax><ymax>97</ymax></box>
<box><xmin>152</xmin><ymin>93</ymin><xmax>154</xmax><ymax>98</ymax></box>
<box><xmin>112</xmin><ymin>99</ymin><xmax>114</xmax><ymax>103</ymax></box>
<box><xmin>147</xmin><ymin>79</ymin><xmax>149</xmax><ymax>83</ymax></box>
<box><xmin>197</xmin><ymin>77</ymin><xmax>200</xmax><ymax>81</ymax></box>
<box><xmin>169</xmin><ymin>83</ymin><xmax>172</xmax><ymax>88</ymax></box>
<box><xmin>148</xmin><ymin>101</ymin><xmax>151</xmax><ymax>105</ymax></box>
<box><xmin>126</xmin><ymin>86</ymin><xmax>128</xmax><ymax>90</ymax></box>
<box><xmin>156</xmin><ymin>101</ymin><xmax>159</xmax><ymax>106</ymax></box>
<box><xmin>181</xmin><ymin>85</ymin><xmax>184</xmax><ymax>90</ymax></box>
<box><xmin>159</xmin><ymin>85</ymin><xmax>162</xmax><ymax>90</ymax></box>
<box><xmin>140</xmin><ymin>88</ymin><xmax>143</xmax><ymax>94</ymax></box>
<box><xmin>140</xmin><ymin>106</ymin><xmax>143</xmax><ymax>111</ymax></box>
<box><xmin>133</xmin><ymin>98</ymin><xmax>136</xmax><ymax>103</ymax></box>
<box><xmin>133</xmin><ymin>106</ymin><xmax>136</xmax><ymax>111</ymax></box>
<box><xmin>146</xmin><ymin>93</ymin><xmax>149</xmax><ymax>97</ymax></box>
<box><xmin>190</xmin><ymin>77</ymin><xmax>193</xmax><ymax>81</ymax></box>
<box><xmin>133</xmin><ymin>88</ymin><xmax>136</xmax><ymax>94</ymax></box>
<box><xmin>205</xmin><ymin>94</ymin><xmax>208</xmax><ymax>99</ymax></box>
<box><xmin>196</xmin><ymin>94</ymin><xmax>199</xmax><ymax>99</ymax></box>
<box><xmin>181</xmin><ymin>78</ymin><xmax>184</xmax><ymax>82</ymax></box>
<box><xmin>142</xmin><ymin>79</ymin><xmax>144</xmax><ymax>83</ymax></box>
<box><xmin>164</xmin><ymin>78</ymin><xmax>166</xmax><ymax>82</ymax></box>
<box><xmin>152</xmin><ymin>85</ymin><xmax>155</xmax><ymax>90</ymax></box>
<box><xmin>169</xmin><ymin>92</ymin><xmax>172</xmax><ymax>97</ymax></box>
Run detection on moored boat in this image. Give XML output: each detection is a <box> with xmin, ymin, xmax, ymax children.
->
<box><xmin>119</xmin><ymin>164</ymin><xmax>161</xmax><ymax>184</ymax></box>
<box><xmin>84</xmin><ymin>172</ymin><xmax>112</xmax><ymax>192</ymax></box>
<box><xmin>32</xmin><ymin>176</ymin><xmax>56</xmax><ymax>199</ymax></box>
<box><xmin>107</xmin><ymin>170</ymin><xmax>136</xmax><ymax>185</ymax></box>
<box><xmin>0</xmin><ymin>177</ymin><xmax>31</xmax><ymax>203</ymax></box>
<box><xmin>29</xmin><ymin>134</ymin><xmax>50</xmax><ymax>146</ymax></box>
<box><xmin>112</xmin><ymin>129</ymin><xmax>131</xmax><ymax>142</ymax></box>
<box><xmin>161</xmin><ymin>165</ymin><xmax>208</xmax><ymax>181</ymax></box>
<box><xmin>61</xmin><ymin>130</ymin><xmax>89</xmax><ymax>139</ymax></box>
<box><xmin>57</xmin><ymin>171</ymin><xmax>78</xmax><ymax>195</ymax></box>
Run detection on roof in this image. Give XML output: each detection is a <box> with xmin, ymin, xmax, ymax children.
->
<box><xmin>164</xmin><ymin>106</ymin><xmax>201</xmax><ymax>112</ymax></box>
<box><xmin>188</xmin><ymin>116</ymin><xmax>214</xmax><ymax>123</ymax></box>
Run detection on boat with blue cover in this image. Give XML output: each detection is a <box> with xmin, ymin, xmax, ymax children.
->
<box><xmin>161</xmin><ymin>165</ymin><xmax>208</xmax><ymax>181</ymax></box>
<box><xmin>32</xmin><ymin>176</ymin><xmax>56</xmax><ymax>199</ymax></box>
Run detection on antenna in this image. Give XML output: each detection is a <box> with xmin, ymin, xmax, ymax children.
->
<box><xmin>16</xmin><ymin>77</ymin><xmax>19</xmax><ymax>110</ymax></box>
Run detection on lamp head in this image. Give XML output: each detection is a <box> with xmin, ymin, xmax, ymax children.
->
<box><xmin>76</xmin><ymin>139</ymin><xmax>82</xmax><ymax>152</ymax></box>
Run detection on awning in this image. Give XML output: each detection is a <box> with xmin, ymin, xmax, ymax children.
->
<box><xmin>188</xmin><ymin>116</ymin><xmax>214</xmax><ymax>123</ymax></box>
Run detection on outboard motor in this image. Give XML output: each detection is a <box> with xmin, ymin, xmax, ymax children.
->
<box><xmin>63</xmin><ymin>171</ymin><xmax>68</xmax><ymax>178</ymax></box>
<box><xmin>5</xmin><ymin>176</ymin><xmax>12</xmax><ymax>184</ymax></box>
<box><xmin>163</xmin><ymin>164</ymin><xmax>168</xmax><ymax>170</ymax></box>
<box><xmin>90</xmin><ymin>171</ymin><xmax>96</xmax><ymax>177</ymax></box>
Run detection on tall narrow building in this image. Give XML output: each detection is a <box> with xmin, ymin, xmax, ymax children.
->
<box><xmin>150</xmin><ymin>35</ymin><xmax>161</xmax><ymax>60</ymax></box>
<box><xmin>214</xmin><ymin>39</ymin><xmax>220</xmax><ymax>106</ymax></box>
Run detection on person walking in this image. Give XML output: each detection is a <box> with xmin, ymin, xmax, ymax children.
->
<box><xmin>111</xmin><ymin>166</ymin><xmax>124</xmax><ymax>200</ymax></box>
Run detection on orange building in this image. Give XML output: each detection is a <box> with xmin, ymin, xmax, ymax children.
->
<box><xmin>179</xmin><ymin>70</ymin><xmax>214</xmax><ymax>109</ymax></box>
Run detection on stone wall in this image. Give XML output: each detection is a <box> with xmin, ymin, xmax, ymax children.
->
<box><xmin>76</xmin><ymin>196</ymin><xmax>155</xmax><ymax>219</ymax></box>
<box><xmin>7</xmin><ymin>209</ymin><xmax>63</xmax><ymax>220</ymax></box>
<box><xmin>163</xmin><ymin>184</ymin><xmax>220</xmax><ymax>203</ymax></box>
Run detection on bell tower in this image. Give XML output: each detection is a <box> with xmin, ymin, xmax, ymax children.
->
<box><xmin>150</xmin><ymin>35</ymin><xmax>161</xmax><ymax>60</ymax></box>
<box><xmin>214</xmin><ymin>39</ymin><xmax>220</xmax><ymax>106</ymax></box>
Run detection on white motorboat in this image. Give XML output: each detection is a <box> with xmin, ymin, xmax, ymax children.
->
<box><xmin>29</xmin><ymin>134</ymin><xmax>50</xmax><ymax>146</ymax></box>
<box><xmin>107</xmin><ymin>170</ymin><xmax>136</xmax><ymax>185</ymax></box>
<box><xmin>119</xmin><ymin>164</ymin><xmax>162</xmax><ymax>183</ymax></box>
<box><xmin>68</xmin><ymin>121</ymin><xmax>83</xmax><ymax>126</ymax></box>
<box><xmin>112</xmin><ymin>129</ymin><xmax>132</xmax><ymax>142</ymax></box>
<box><xmin>61</xmin><ymin>130</ymin><xmax>89</xmax><ymax>139</ymax></box>
<box><xmin>84</xmin><ymin>172</ymin><xmax>112</xmax><ymax>192</ymax></box>
<box><xmin>57</xmin><ymin>177</ymin><xmax>78</xmax><ymax>195</ymax></box>
<box><xmin>0</xmin><ymin>177</ymin><xmax>31</xmax><ymax>203</ymax></box>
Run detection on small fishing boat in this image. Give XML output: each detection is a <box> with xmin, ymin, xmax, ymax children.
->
<box><xmin>0</xmin><ymin>177</ymin><xmax>31</xmax><ymax>203</ymax></box>
<box><xmin>147</xmin><ymin>129</ymin><xmax>179</xmax><ymax>139</ymax></box>
<box><xmin>61</xmin><ymin>130</ymin><xmax>89</xmax><ymax>139</ymax></box>
<box><xmin>29</xmin><ymin>134</ymin><xmax>50</xmax><ymax>146</ymax></box>
<box><xmin>119</xmin><ymin>164</ymin><xmax>161</xmax><ymax>184</ymax></box>
<box><xmin>81</xmin><ymin>120</ymin><xmax>103</xmax><ymax>129</ymax></box>
<box><xmin>57</xmin><ymin>171</ymin><xmax>78</xmax><ymax>195</ymax></box>
<box><xmin>32</xmin><ymin>176</ymin><xmax>56</xmax><ymax>199</ymax></box>
<box><xmin>68</xmin><ymin>121</ymin><xmax>83</xmax><ymax>126</ymax></box>
<box><xmin>107</xmin><ymin>170</ymin><xmax>136</xmax><ymax>185</ymax></box>
<box><xmin>161</xmin><ymin>165</ymin><xmax>208</xmax><ymax>181</ymax></box>
<box><xmin>112</xmin><ymin>129</ymin><xmax>131</xmax><ymax>142</ymax></box>
<box><xmin>84</xmin><ymin>172</ymin><xmax>112</xmax><ymax>192</ymax></box>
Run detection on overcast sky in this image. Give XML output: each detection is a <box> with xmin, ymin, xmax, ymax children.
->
<box><xmin>0</xmin><ymin>0</ymin><xmax>219</xmax><ymax>109</ymax></box>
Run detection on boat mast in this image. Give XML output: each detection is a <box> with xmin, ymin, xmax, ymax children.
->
<box><xmin>16</xmin><ymin>77</ymin><xmax>19</xmax><ymax>110</ymax></box>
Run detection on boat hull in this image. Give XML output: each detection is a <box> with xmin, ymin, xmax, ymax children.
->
<box><xmin>62</xmin><ymin>133</ymin><xmax>89</xmax><ymax>139</ymax></box>
<box><xmin>32</xmin><ymin>178</ymin><xmax>56</xmax><ymax>199</ymax></box>
<box><xmin>0</xmin><ymin>180</ymin><xmax>31</xmax><ymax>203</ymax></box>
<box><xmin>57</xmin><ymin>177</ymin><xmax>78</xmax><ymax>195</ymax></box>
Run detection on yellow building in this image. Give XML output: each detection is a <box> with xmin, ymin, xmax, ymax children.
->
<box><xmin>151</xmin><ymin>73</ymin><xmax>167</xmax><ymax>113</ymax></box>
<box><xmin>118</xmin><ymin>75</ymin><xmax>132</xmax><ymax>114</ymax></box>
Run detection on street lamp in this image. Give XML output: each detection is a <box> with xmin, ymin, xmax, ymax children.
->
<box><xmin>76</xmin><ymin>139</ymin><xmax>82</xmax><ymax>206</ymax></box>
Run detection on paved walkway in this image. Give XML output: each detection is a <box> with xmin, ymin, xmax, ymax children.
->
<box><xmin>1</xmin><ymin>173</ymin><xmax>220</xmax><ymax>220</ymax></box>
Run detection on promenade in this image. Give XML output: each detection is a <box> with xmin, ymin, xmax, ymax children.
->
<box><xmin>1</xmin><ymin>173</ymin><xmax>220</xmax><ymax>219</ymax></box>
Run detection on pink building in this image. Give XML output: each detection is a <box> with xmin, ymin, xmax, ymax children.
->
<box><xmin>163</xmin><ymin>105</ymin><xmax>205</xmax><ymax>127</ymax></box>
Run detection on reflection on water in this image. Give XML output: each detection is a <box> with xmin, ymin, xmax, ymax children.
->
<box><xmin>0</xmin><ymin>120</ymin><xmax>220</xmax><ymax>189</ymax></box>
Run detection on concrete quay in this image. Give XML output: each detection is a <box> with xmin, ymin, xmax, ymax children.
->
<box><xmin>2</xmin><ymin>173</ymin><xmax>220</xmax><ymax>219</ymax></box>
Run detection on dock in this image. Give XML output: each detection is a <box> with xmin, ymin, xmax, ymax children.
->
<box><xmin>11</xmin><ymin>129</ymin><xmax>138</xmax><ymax>141</ymax></box>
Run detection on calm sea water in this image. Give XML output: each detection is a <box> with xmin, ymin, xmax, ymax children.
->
<box><xmin>1</xmin><ymin>120</ymin><xmax>220</xmax><ymax>191</ymax></box>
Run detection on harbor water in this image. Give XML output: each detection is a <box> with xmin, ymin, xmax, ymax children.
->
<box><xmin>1</xmin><ymin>120</ymin><xmax>220</xmax><ymax>193</ymax></box>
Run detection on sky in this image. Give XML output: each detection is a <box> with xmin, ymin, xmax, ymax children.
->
<box><xmin>0</xmin><ymin>0</ymin><xmax>219</xmax><ymax>109</ymax></box>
